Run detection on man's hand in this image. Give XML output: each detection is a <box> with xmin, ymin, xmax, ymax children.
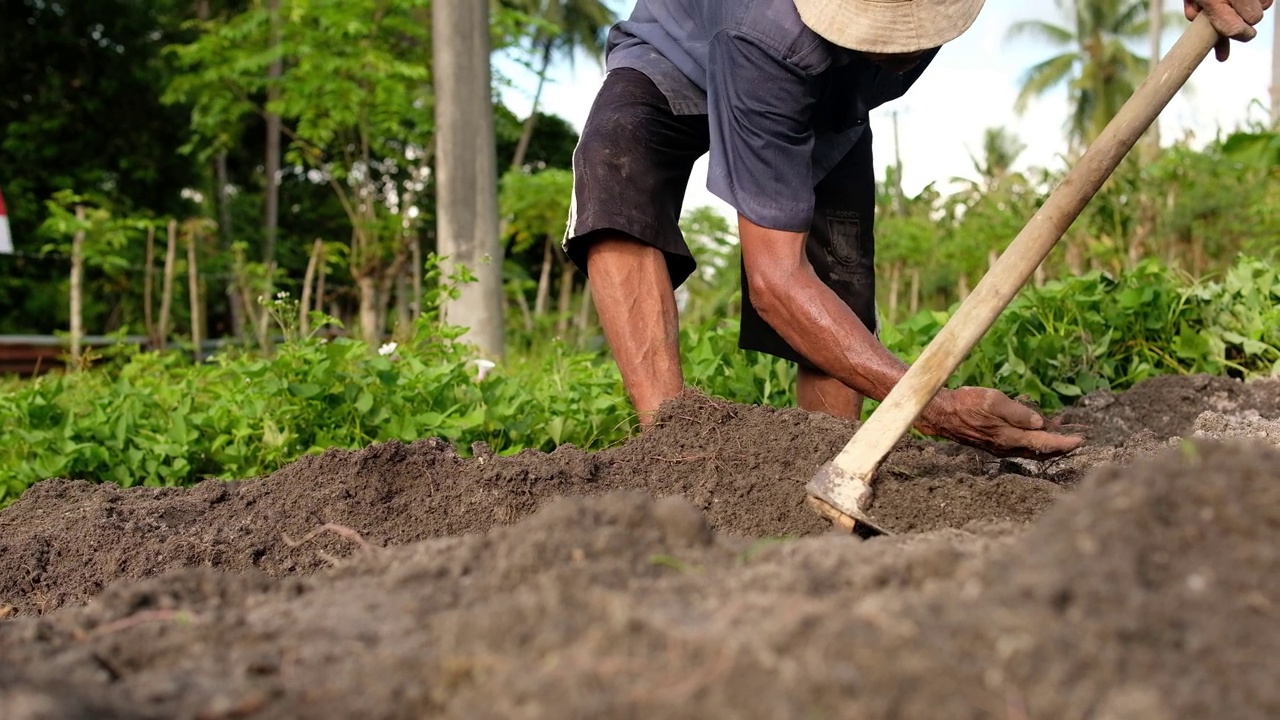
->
<box><xmin>917</xmin><ymin>387</ymin><xmax>1084</xmax><ymax>460</ymax></box>
<box><xmin>1186</xmin><ymin>0</ymin><xmax>1272</xmax><ymax>61</ymax></box>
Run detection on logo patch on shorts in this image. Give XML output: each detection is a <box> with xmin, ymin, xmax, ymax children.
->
<box><xmin>825</xmin><ymin>211</ymin><xmax>863</xmax><ymax>267</ymax></box>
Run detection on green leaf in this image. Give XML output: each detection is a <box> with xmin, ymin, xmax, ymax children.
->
<box><xmin>290</xmin><ymin>383</ymin><xmax>323</xmax><ymax>398</ymax></box>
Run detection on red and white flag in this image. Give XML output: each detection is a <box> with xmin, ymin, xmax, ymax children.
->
<box><xmin>0</xmin><ymin>188</ymin><xmax>12</xmax><ymax>254</ymax></box>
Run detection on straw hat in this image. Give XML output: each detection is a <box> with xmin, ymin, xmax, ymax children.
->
<box><xmin>793</xmin><ymin>0</ymin><xmax>987</xmax><ymax>54</ymax></box>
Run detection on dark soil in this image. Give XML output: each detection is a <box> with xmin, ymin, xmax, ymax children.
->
<box><xmin>0</xmin><ymin>393</ymin><xmax>1062</xmax><ymax>617</ymax></box>
<box><xmin>1</xmin><ymin>373</ymin><xmax>1278</xmax><ymax>719</ymax></box>
<box><xmin>1057</xmin><ymin>373</ymin><xmax>1280</xmax><ymax>446</ymax></box>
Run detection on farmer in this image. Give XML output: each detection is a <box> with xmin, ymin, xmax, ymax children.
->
<box><xmin>563</xmin><ymin>0</ymin><xmax>1270</xmax><ymax>459</ymax></box>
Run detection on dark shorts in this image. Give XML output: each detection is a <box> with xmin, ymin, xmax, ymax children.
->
<box><xmin>563</xmin><ymin>67</ymin><xmax>878</xmax><ymax>368</ymax></box>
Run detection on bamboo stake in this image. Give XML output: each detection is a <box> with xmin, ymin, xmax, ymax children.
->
<box><xmin>144</xmin><ymin>223</ymin><xmax>156</xmax><ymax>348</ymax></box>
<box><xmin>394</xmin><ymin>266</ymin><xmax>411</xmax><ymax>337</ymax></box>
<box><xmin>158</xmin><ymin>219</ymin><xmax>178</xmax><ymax>351</ymax></box>
<box><xmin>315</xmin><ymin>248</ymin><xmax>327</xmax><ymax>318</ymax></box>
<box><xmin>257</xmin><ymin>260</ymin><xmax>276</xmax><ymax>350</ymax></box>
<box><xmin>300</xmin><ymin>238</ymin><xmax>323</xmax><ymax>336</ymax></box>
<box><xmin>69</xmin><ymin>207</ymin><xmax>85</xmax><ymax>369</ymax></box>
<box><xmin>186</xmin><ymin>224</ymin><xmax>203</xmax><ymax>362</ymax></box>
<box><xmin>555</xmin><ymin>262</ymin><xmax>575</xmax><ymax>336</ymax></box>
<box><xmin>232</xmin><ymin>245</ymin><xmax>260</xmax><ymax>349</ymax></box>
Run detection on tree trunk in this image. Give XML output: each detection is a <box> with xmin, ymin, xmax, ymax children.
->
<box><xmin>186</xmin><ymin>226</ymin><xmax>203</xmax><ymax>362</ymax></box>
<box><xmin>300</xmin><ymin>238</ymin><xmax>323</xmax><ymax>336</ymax></box>
<box><xmin>510</xmin><ymin>42</ymin><xmax>554</xmax><ymax>171</ymax></box>
<box><xmin>1034</xmin><ymin>262</ymin><xmax>1046</xmax><ymax>288</ymax></box>
<box><xmin>1065</xmin><ymin>241</ymin><xmax>1084</xmax><ymax>275</ymax></box>
<box><xmin>158</xmin><ymin>219</ymin><xmax>179</xmax><ymax>351</ymax></box>
<box><xmin>433</xmin><ymin>0</ymin><xmax>506</xmax><ymax>358</ymax></box>
<box><xmin>315</xmin><ymin>250</ymin><xmax>327</xmax><ymax>317</ymax></box>
<box><xmin>215</xmin><ymin>148</ymin><xmax>247</xmax><ymax>344</ymax></box>
<box><xmin>395</xmin><ymin>264</ymin><xmax>412</xmax><ymax>337</ymax></box>
<box><xmin>514</xmin><ymin>285</ymin><xmax>534</xmax><ymax>333</ymax></box>
<box><xmin>575</xmin><ymin>281</ymin><xmax>593</xmax><ymax>341</ymax></box>
<box><xmin>957</xmin><ymin>273</ymin><xmax>970</xmax><ymax>302</ymax></box>
<box><xmin>257</xmin><ymin>261</ymin><xmax>277</xmax><ymax>347</ymax></box>
<box><xmin>231</xmin><ymin>245</ymin><xmax>268</xmax><ymax>351</ymax></box>
<box><xmin>891</xmin><ymin>111</ymin><xmax>905</xmax><ymax>213</ymax></box>
<box><xmin>534</xmin><ymin>237</ymin><xmax>554</xmax><ymax>316</ymax></box>
<box><xmin>370</xmin><ymin>242</ymin><xmax>411</xmax><ymax>343</ymax></box>
<box><xmin>556</xmin><ymin>261</ymin><xmax>575</xmax><ymax>335</ymax></box>
<box><xmin>887</xmin><ymin>262</ymin><xmax>901</xmax><ymax>321</ymax></box>
<box><xmin>357</xmin><ymin>275</ymin><xmax>381</xmax><ymax>346</ymax></box>
<box><xmin>144</xmin><ymin>223</ymin><xmax>157</xmax><ymax>348</ymax></box>
<box><xmin>264</xmin><ymin>0</ymin><xmax>283</xmax><ymax>265</ymax></box>
<box><xmin>908</xmin><ymin>267</ymin><xmax>921</xmax><ymax>315</ymax></box>
<box><xmin>214</xmin><ymin>153</ymin><xmax>233</xmax><ymax>246</ymax></box>
<box><xmin>69</xmin><ymin>207</ymin><xmax>85</xmax><ymax>369</ymax></box>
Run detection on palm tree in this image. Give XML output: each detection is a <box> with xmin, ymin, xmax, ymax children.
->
<box><xmin>968</xmin><ymin>127</ymin><xmax>1027</xmax><ymax>191</ymax></box>
<box><xmin>505</xmin><ymin>0</ymin><xmax>615</xmax><ymax>170</ymax></box>
<box><xmin>1008</xmin><ymin>0</ymin><xmax>1170</xmax><ymax>150</ymax></box>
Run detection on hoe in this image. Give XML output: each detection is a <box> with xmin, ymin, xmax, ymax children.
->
<box><xmin>807</xmin><ymin>14</ymin><xmax>1224</xmax><ymax>537</ymax></box>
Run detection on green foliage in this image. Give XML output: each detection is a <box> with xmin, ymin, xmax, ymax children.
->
<box><xmin>683</xmin><ymin>321</ymin><xmax>796</xmax><ymax>409</ymax></box>
<box><xmin>164</xmin><ymin>1</ymin><xmax>432</xmax><ymax>163</ymax></box>
<box><xmin>881</xmin><ymin>256</ymin><xmax>1280</xmax><ymax>410</ymax></box>
<box><xmin>678</xmin><ymin>207</ymin><xmax>742</xmax><ymax>327</ymax></box>
<box><xmin>0</xmin><ymin>0</ymin><xmax>204</xmax><ymax>241</ymax></box>
<box><xmin>495</xmin><ymin>108</ymin><xmax>581</xmax><ymax>169</ymax></box>
<box><xmin>5</xmin><ymin>255</ymin><xmax>1280</xmax><ymax>507</ymax></box>
<box><xmin>500</xmin><ymin>168</ymin><xmax>574</xmax><ymax>253</ymax></box>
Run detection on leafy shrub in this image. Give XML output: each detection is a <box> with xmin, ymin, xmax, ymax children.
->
<box><xmin>3</xmin><ymin>255</ymin><xmax>1278</xmax><ymax>506</ymax></box>
<box><xmin>881</xmin><ymin>256</ymin><xmax>1280</xmax><ymax>409</ymax></box>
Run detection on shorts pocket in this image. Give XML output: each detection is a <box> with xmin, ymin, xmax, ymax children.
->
<box><xmin>825</xmin><ymin>210</ymin><xmax>863</xmax><ymax>267</ymax></box>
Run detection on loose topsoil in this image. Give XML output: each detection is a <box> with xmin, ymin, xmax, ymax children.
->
<box><xmin>2</xmin><ymin>373</ymin><xmax>1278</xmax><ymax>720</ymax></box>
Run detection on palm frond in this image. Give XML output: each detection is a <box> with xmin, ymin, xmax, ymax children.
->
<box><xmin>1006</xmin><ymin>19</ymin><xmax>1075</xmax><ymax>48</ymax></box>
<box><xmin>1112</xmin><ymin>0</ymin><xmax>1152</xmax><ymax>37</ymax></box>
<box><xmin>1014</xmin><ymin>52</ymin><xmax>1078</xmax><ymax>113</ymax></box>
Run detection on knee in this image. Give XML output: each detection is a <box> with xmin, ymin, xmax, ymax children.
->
<box><xmin>574</xmin><ymin>105</ymin><xmax>641</xmax><ymax>176</ymax></box>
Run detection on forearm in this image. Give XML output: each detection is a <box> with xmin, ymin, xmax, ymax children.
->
<box><xmin>738</xmin><ymin>217</ymin><xmax>908</xmax><ymax>404</ymax></box>
<box><xmin>759</xmin><ymin>262</ymin><xmax>907</xmax><ymax>403</ymax></box>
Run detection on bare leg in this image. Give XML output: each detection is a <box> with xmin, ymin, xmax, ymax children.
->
<box><xmin>586</xmin><ymin>236</ymin><xmax>683</xmax><ymax>426</ymax></box>
<box><xmin>797</xmin><ymin>366</ymin><xmax>864</xmax><ymax>421</ymax></box>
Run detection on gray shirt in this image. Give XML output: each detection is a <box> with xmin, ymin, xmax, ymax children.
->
<box><xmin>605</xmin><ymin>0</ymin><xmax>937</xmax><ymax>231</ymax></box>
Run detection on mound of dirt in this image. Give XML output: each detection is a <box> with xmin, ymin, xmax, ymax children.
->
<box><xmin>0</xmin><ymin>392</ymin><xmax>1067</xmax><ymax>617</ymax></box>
<box><xmin>1</xmin><ymin>440</ymin><xmax>1277</xmax><ymax>720</ymax></box>
<box><xmin>1190</xmin><ymin>410</ymin><xmax>1280</xmax><ymax>443</ymax></box>
<box><xmin>1057</xmin><ymin>373</ymin><xmax>1280</xmax><ymax>446</ymax></box>
<box><xmin>973</xmin><ymin>438</ymin><xmax>1280</xmax><ymax>718</ymax></box>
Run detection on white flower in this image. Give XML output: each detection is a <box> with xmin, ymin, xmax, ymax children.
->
<box><xmin>378</xmin><ymin>341</ymin><xmax>398</xmax><ymax>357</ymax></box>
<box><xmin>472</xmin><ymin>359</ymin><xmax>496</xmax><ymax>380</ymax></box>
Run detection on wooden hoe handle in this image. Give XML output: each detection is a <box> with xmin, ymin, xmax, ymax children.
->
<box><xmin>807</xmin><ymin>14</ymin><xmax>1222</xmax><ymax>521</ymax></box>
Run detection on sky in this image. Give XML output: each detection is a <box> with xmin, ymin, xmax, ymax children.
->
<box><xmin>495</xmin><ymin>0</ymin><xmax>1278</xmax><ymax>220</ymax></box>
